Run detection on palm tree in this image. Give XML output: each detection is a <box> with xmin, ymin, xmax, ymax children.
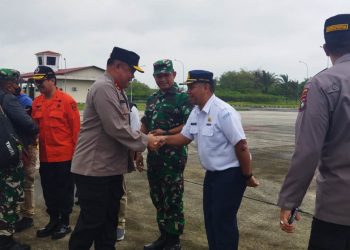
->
<box><xmin>255</xmin><ymin>70</ymin><xmax>277</xmax><ymax>94</ymax></box>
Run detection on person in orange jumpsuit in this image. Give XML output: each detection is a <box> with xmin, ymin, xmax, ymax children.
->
<box><xmin>31</xmin><ymin>66</ymin><xmax>80</xmax><ymax>240</ymax></box>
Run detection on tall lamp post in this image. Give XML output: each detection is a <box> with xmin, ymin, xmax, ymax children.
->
<box><xmin>64</xmin><ymin>58</ymin><xmax>67</xmax><ymax>92</ymax></box>
<box><xmin>298</xmin><ymin>60</ymin><xmax>309</xmax><ymax>79</ymax></box>
<box><xmin>174</xmin><ymin>59</ymin><xmax>185</xmax><ymax>83</ymax></box>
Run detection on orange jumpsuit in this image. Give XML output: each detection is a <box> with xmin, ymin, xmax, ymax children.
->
<box><xmin>32</xmin><ymin>89</ymin><xmax>80</xmax><ymax>162</ymax></box>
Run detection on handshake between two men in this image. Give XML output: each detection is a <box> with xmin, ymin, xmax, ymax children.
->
<box><xmin>146</xmin><ymin>131</ymin><xmax>167</xmax><ymax>151</ymax></box>
<box><xmin>135</xmin><ymin>128</ymin><xmax>188</xmax><ymax>172</ymax></box>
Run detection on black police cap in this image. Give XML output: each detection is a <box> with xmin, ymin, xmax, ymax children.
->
<box><xmin>181</xmin><ymin>70</ymin><xmax>214</xmax><ymax>85</ymax></box>
<box><xmin>109</xmin><ymin>47</ymin><xmax>144</xmax><ymax>73</ymax></box>
<box><xmin>324</xmin><ymin>14</ymin><xmax>350</xmax><ymax>44</ymax></box>
<box><xmin>32</xmin><ymin>66</ymin><xmax>55</xmax><ymax>80</ymax></box>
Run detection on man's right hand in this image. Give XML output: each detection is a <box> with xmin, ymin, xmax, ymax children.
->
<box><xmin>147</xmin><ymin>133</ymin><xmax>161</xmax><ymax>151</ymax></box>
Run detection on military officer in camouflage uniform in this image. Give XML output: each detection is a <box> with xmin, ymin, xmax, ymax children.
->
<box><xmin>140</xmin><ymin>59</ymin><xmax>192</xmax><ymax>250</ymax></box>
<box><xmin>0</xmin><ymin>68</ymin><xmax>38</xmax><ymax>250</ymax></box>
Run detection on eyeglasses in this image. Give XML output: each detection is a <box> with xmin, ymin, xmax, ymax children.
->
<box><xmin>34</xmin><ymin>79</ymin><xmax>46</xmax><ymax>85</ymax></box>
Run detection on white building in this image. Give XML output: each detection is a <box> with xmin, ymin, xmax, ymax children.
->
<box><xmin>21</xmin><ymin>51</ymin><xmax>104</xmax><ymax>103</ymax></box>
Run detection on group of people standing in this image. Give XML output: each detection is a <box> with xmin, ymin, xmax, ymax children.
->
<box><xmin>0</xmin><ymin>64</ymin><xmax>81</xmax><ymax>250</ymax></box>
<box><xmin>1</xmin><ymin>13</ymin><xmax>350</xmax><ymax>250</ymax></box>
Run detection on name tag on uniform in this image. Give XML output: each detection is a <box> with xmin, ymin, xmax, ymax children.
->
<box><xmin>191</xmin><ymin>122</ymin><xmax>197</xmax><ymax>125</ymax></box>
<box><xmin>206</xmin><ymin>123</ymin><xmax>212</xmax><ymax>126</ymax></box>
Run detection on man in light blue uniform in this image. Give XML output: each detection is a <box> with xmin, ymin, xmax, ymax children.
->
<box><xmin>159</xmin><ymin>70</ymin><xmax>259</xmax><ymax>250</ymax></box>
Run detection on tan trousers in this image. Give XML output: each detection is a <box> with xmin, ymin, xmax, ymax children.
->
<box><xmin>20</xmin><ymin>145</ymin><xmax>37</xmax><ymax>218</ymax></box>
<box><xmin>117</xmin><ymin>177</ymin><xmax>127</xmax><ymax>229</ymax></box>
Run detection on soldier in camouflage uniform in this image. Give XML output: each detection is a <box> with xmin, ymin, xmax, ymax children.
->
<box><xmin>140</xmin><ymin>59</ymin><xmax>192</xmax><ymax>250</ymax></box>
<box><xmin>0</xmin><ymin>68</ymin><xmax>38</xmax><ymax>250</ymax></box>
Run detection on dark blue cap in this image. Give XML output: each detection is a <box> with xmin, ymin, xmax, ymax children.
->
<box><xmin>33</xmin><ymin>66</ymin><xmax>55</xmax><ymax>80</ymax></box>
<box><xmin>324</xmin><ymin>14</ymin><xmax>350</xmax><ymax>44</ymax></box>
<box><xmin>109</xmin><ymin>47</ymin><xmax>144</xmax><ymax>73</ymax></box>
<box><xmin>181</xmin><ymin>70</ymin><xmax>214</xmax><ymax>85</ymax></box>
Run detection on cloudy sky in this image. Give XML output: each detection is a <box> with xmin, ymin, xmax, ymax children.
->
<box><xmin>1</xmin><ymin>0</ymin><xmax>349</xmax><ymax>88</ymax></box>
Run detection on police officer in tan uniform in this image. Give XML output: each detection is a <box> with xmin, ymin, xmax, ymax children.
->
<box><xmin>69</xmin><ymin>47</ymin><xmax>159</xmax><ymax>250</ymax></box>
<box><xmin>278</xmin><ymin>14</ymin><xmax>350</xmax><ymax>250</ymax></box>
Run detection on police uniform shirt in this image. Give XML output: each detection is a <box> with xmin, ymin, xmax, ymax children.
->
<box><xmin>181</xmin><ymin>94</ymin><xmax>246</xmax><ymax>171</ymax></box>
<box><xmin>278</xmin><ymin>53</ymin><xmax>350</xmax><ymax>226</ymax></box>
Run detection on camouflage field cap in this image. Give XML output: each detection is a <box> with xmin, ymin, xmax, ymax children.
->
<box><xmin>0</xmin><ymin>68</ymin><xmax>20</xmax><ymax>81</ymax></box>
<box><xmin>153</xmin><ymin>59</ymin><xmax>174</xmax><ymax>75</ymax></box>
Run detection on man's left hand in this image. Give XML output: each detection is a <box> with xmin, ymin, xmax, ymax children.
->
<box><xmin>279</xmin><ymin>208</ymin><xmax>301</xmax><ymax>233</ymax></box>
<box><xmin>246</xmin><ymin>175</ymin><xmax>259</xmax><ymax>187</ymax></box>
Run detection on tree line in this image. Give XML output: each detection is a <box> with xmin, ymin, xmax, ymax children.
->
<box><xmin>127</xmin><ymin>70</ymin><xmax>308</xmax><ymax>104</ymax></box>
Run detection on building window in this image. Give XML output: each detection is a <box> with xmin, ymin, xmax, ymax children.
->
<box><xmin>38</xmin><ymin>56</ymin><xmax>43</xmax><ymax>65</ymax></box>
<box><xmin>47</xmin><ymin>56</ymin><xmax>56</xmax><ymax>66</ymax></box>
<box><xmin>72</xmin><ymin>87</ymin><xmax>77</xmax><ymax>91</ymax></box>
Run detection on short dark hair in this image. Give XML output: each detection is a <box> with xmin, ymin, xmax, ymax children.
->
<box><xmin>325</xmin><ymin>38</ymin><xmax>350</xmax><ymax>56</ymax></box>
<box><xmin>107</xmin><ymin>58</ymin><xmax>114</xmax><ymax>66</ymax></box>
<box><xmin>208</xmin><ymin>80</ymin><xmax>215</xmax><ymax>93</ymax></box>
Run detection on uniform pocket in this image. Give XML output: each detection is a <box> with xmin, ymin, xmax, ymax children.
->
<box><xmin>49</xmin><ymin>111</ymin><xmax>65</xmax><ymax>127</ymax></box>
<box><xmin>190</xmin><ymin>126</ymin><xmax>198</xmax><ymax>135</ymax></box>
<box><xmin>202</xmin><ymin>126</ymin><xmax>214</xmax><ymax>136</ymax></box>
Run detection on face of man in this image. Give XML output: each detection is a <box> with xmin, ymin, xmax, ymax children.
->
<box><xmin>1</xmin><ymin>80</ymin><xmax>17</xmax><ymax>94</ymax></box>
<box><xmin>34</xmin><ymin>78</ymin><xmax>56</xmax><ymax>96</ymax></box>
<box><xmin>153</xmin><ymin>72</ymin><xmax>176</xmax><ymax>92</ymax></box>
<box><xmin>187</xmin><ymin>82</ymin><xmax>213</xmax><ymax>108</ymax></box>
<box><xmin>113</xmin><ymin>62</ymin><xmax>135</xmax><ymax>89</ymax></box>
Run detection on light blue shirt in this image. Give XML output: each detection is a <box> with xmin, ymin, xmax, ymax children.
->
<box><xmin>181</xmin><ymin>94</ymin><xmax>245</xmax><ymax>171</ymax></box>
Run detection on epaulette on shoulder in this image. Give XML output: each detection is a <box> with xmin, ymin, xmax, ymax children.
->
<box><xmin>314</xmin><ymin>68</ymin><xmax>328</xmax><ymax>77</ymax></box>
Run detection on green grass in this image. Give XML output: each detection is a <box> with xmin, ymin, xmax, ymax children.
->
<box><xmin>229</xmin><ymin>101</ymin><xmax>299</xmax><ymax>109</ymax></box>
<box><xmin>77</xmin><ymin>102</ymin><xmax>147</xmax><ymax>111</ymax></box>
<box><xmin>77</xmin><ymin>103</ymin><xmax>85</xmax><ymax>111</ymax></box>
<box><xmin>78</xmin><ymin>101</ymin><xmax>298</xmax><ymax>112</ymax></box>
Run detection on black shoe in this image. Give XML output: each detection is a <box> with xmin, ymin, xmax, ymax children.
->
<box><xmin>163</xmin><ymin>234</ymin><xmax>181</xmax><ymax>250</ymax></box>
<box><xmin>51</xmin><ymin>224</ymin><xmax>72</xmax><ymax>240</ymax></box>
<box><xmin>163</xmin><ymin>243</ymin><xmax>182</xmax><ymax>250</ymax></box>
<box><xmin>36</xmin><ymin>220</ymin><xmax>59</xmax><ymax>238</ymax></box>
<box><xmin>0</xmin><ymin>235</ymin><xmax>31</xmax><ymax>250</ymax></box>
<box><xmin>144</xmin><ymin>235</ymin><xmax>167</xmax><ymax>250</ymax></box>
<box><xmin>15</xmin><ymin>217</ymin><xmax>34</xmax><ymax>232</ymax></box>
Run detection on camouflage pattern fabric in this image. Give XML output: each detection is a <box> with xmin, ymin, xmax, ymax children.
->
<box><xmin>143</xmin><ymin>83</ymin><xmax>192</xmax><ymax>235</ymax></box>
<box><xmin>153</xmin><ymin>59</ymin><xmax>174</xmax><ymax>75</ymax></box>
<box><xmin>144</xmin><ymin>83</ymin><xmax>192</xmax><ymax>168</ymax></box>
<box><xmin>0</xmin><ymin>161</ymin><xmax>24</xmax><ymax>235</ymax></box>
<box><xmin>147</xmin><ymin>169</ymin><xmax>184</xmax><ymax>235</ymax></box>
<box><xmin>0</xmin><ymin>68</ymin><xmax>20</xmax><ymax>81</ymax></box>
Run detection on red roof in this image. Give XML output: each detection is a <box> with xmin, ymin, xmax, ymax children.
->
<box><xmin>35</xmin><ymin>51</ymin><xmax>61</xmax><ymax>56</ymax></box>
<box><xmin>21</xmin><ymin>66</ymin><xmax>102</xmax><ymax>78</ymax></box>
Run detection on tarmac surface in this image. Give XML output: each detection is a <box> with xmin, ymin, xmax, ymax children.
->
<box><xmin>15</xmin><ymin>110</ymin><xmax>317</xmax><ymax>250</ymax></box>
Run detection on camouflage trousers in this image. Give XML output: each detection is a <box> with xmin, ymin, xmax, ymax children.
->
<box><xmin>0</xmin><ymin>161</ymin><xmax>24</xmax><ymax>236</ymax></box>
<box><xmin>147</xmin><ymin>165</ymin><xmax>185</xmax><ymax>236</ymax></box>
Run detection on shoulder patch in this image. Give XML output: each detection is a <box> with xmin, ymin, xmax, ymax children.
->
<box><xmin>299</xmin><ymin>87</ymin><xmax>309</xmax><ymax>112</ymax></box>
<box><xmin>222</xmin><ymin>112</ymin><xmax>231</xmax><ymax>119</ymax></box>
<box><xmin>71</xmin><ymin>102</ymin><xmax>77</xmax><ymax>111</ymax></box>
